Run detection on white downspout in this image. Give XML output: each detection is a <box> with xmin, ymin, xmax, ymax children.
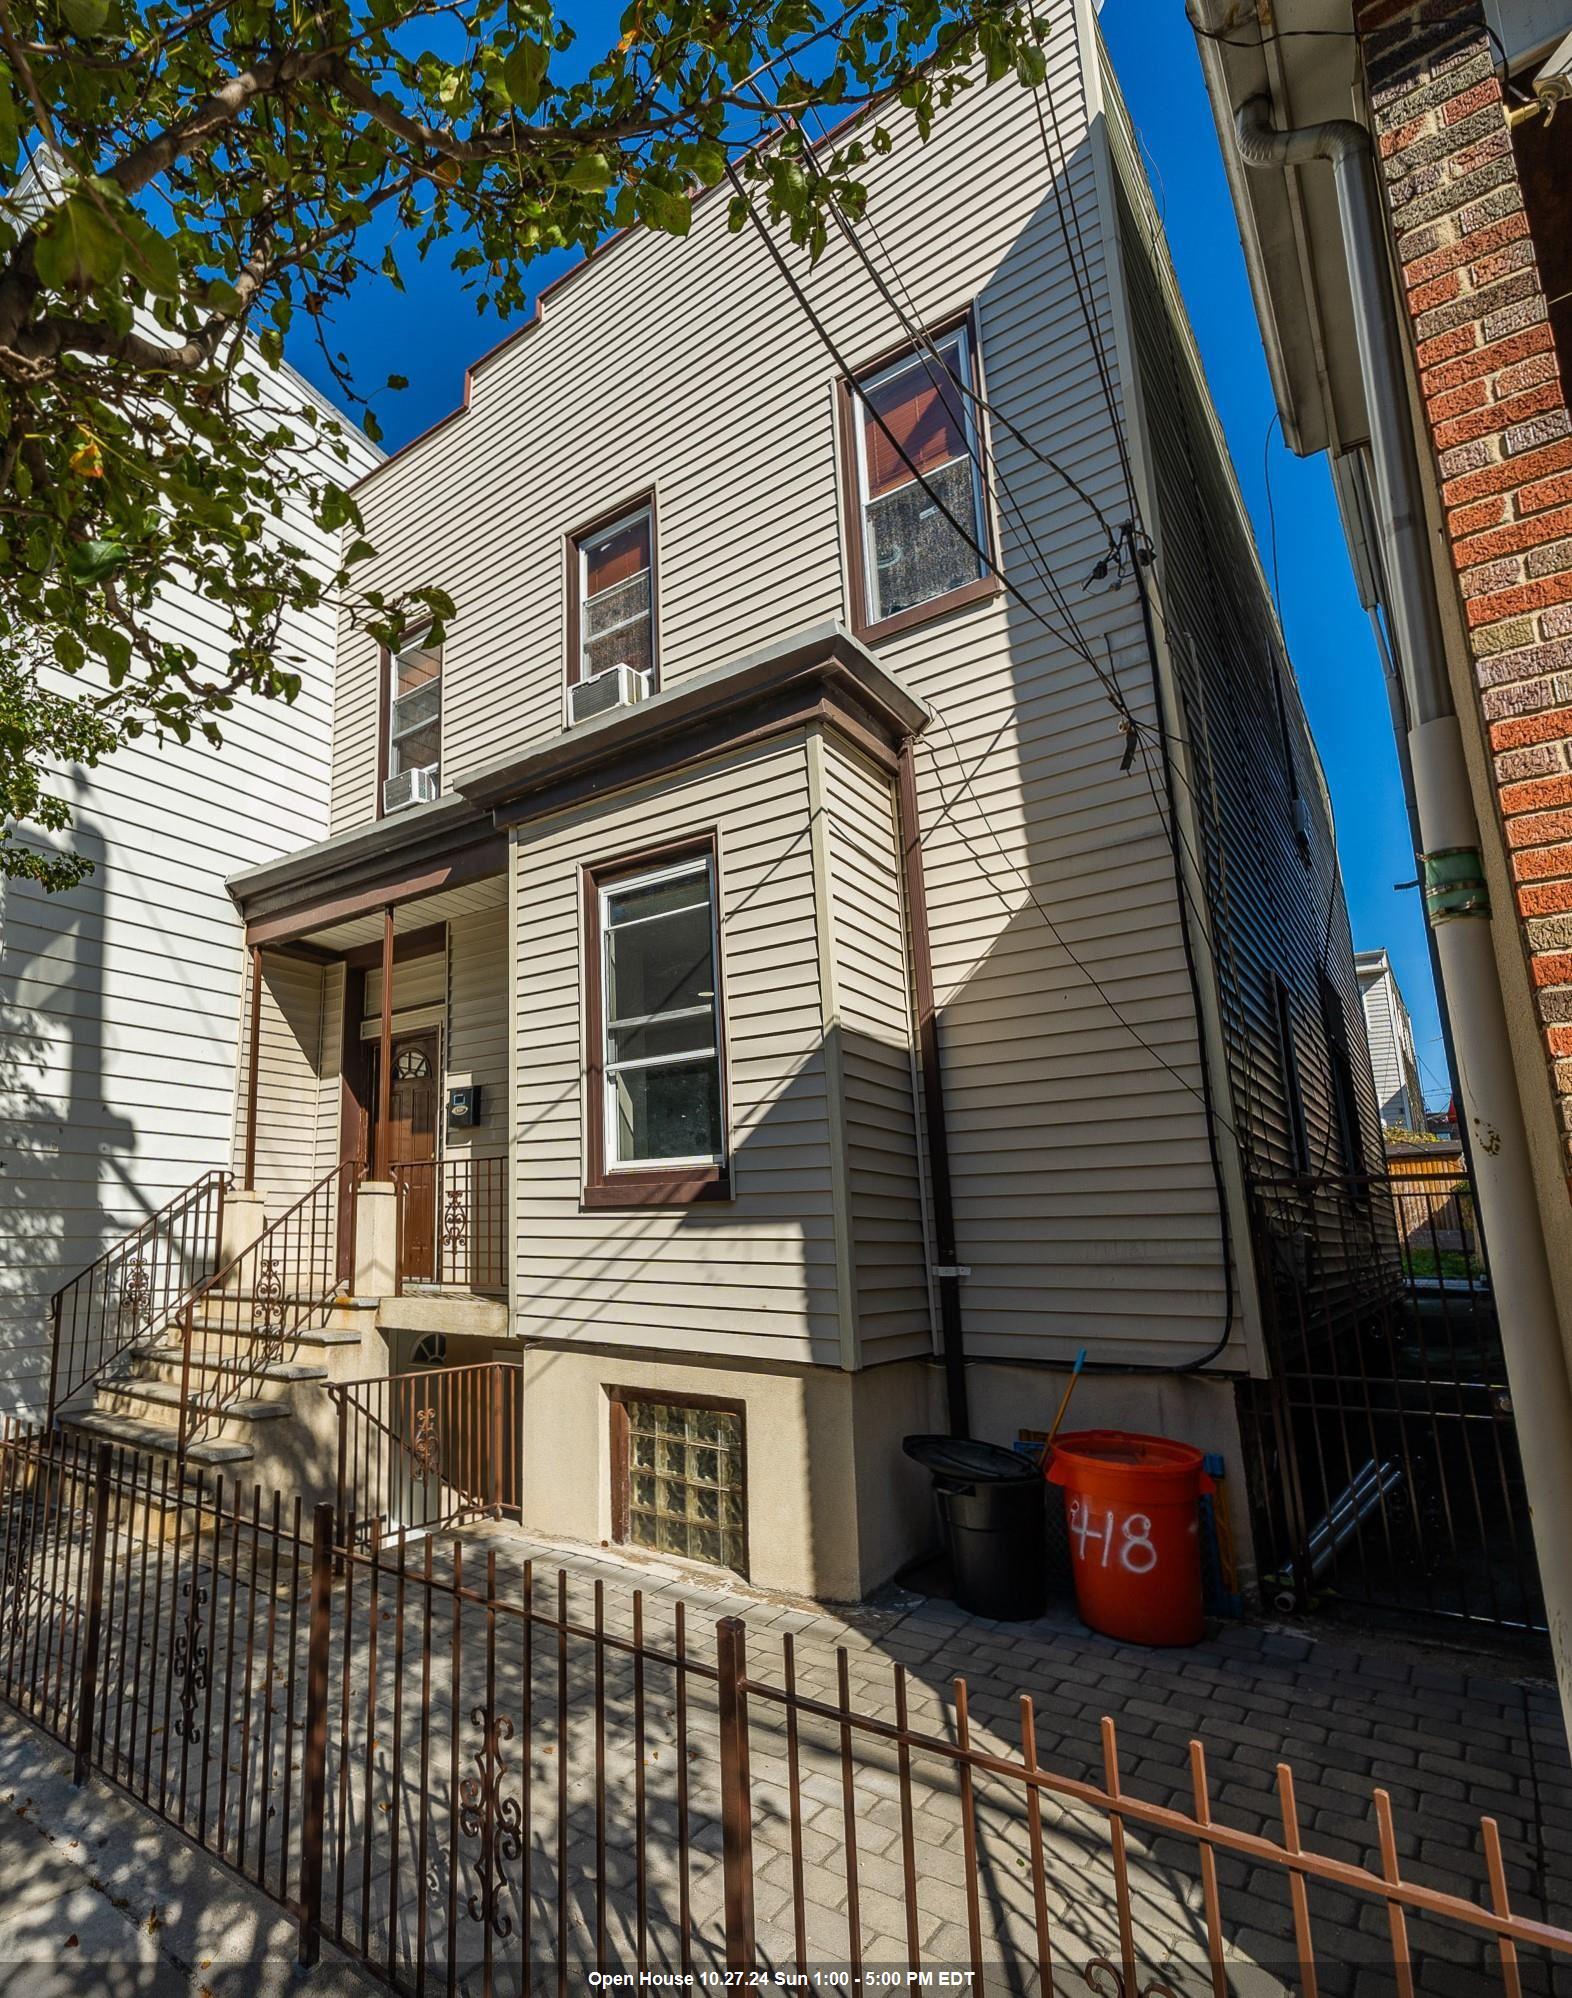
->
<box><xmin>1236</xmin><ymin>97</ymin><xmax>1572</xmax><ymax>1726</ymax></box>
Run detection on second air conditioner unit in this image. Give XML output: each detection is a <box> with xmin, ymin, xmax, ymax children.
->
<box><xmin>569</xmin><ymin>662</ymin><xmax>651</xmax><ymax>727</ymax></box>
<box><xmin>383</xmin><ymin>765</ymin><xmax>438</xmax><ymax>814</ymax></box>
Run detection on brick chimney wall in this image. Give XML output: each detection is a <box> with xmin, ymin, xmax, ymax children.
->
<box><xmin>1357</xmin><ymin>0</ymin><xmax>1572</xmax><ymax>1180</ymax></box>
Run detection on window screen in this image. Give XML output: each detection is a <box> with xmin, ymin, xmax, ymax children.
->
<box><xmin>599</xmin><ymin>854</ymin><xmax>723</xmax><ymax>1168</ymax></box>
<box><xmin>852</xmin><ymin>327</ymin><xmax>988</xmax><ymax>625</ymax></box>
<box><xmin>577</xmin><ymin>507</ymin><xmax>655</xmax><ymax>684</ymax></box>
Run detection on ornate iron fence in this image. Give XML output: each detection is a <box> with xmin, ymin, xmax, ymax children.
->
<box><xmin>330</xmin><ymin>1361</ymin><xmax>522</xmax><ymax>1540</ymax></box>
<box><xmin>47</xmin><ymin>1170</ymin><xmax>230</xmax><ymax>1426</ymax></box>
<box><xmin>393</xmin><ymin>1157</ymin><xmax>507</xmax><ymax>1296</ymax></box>
<box><xmin>2</xmin><ymin>1418</ymin><xmax>1569</xmax><ymax>1995</ymax></box>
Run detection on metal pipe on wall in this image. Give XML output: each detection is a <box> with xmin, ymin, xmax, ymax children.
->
<box><xmin>376</xmin><ymin>906</ymin><xmax>394</xmax><ymax>1177</ymax></box>
<box><xmin>243</xmin><ymin>944</ymin><xmax>262</xmax><ymax>1193</ymax></box>
<box><xmin>896</xmin><ymin>740</ymin><xmax>970</xmax><ymax>1438</ymax></box>
<box><xmin>1236</xmin><ymin>96</ymin><xmax>1572</xmax><ymax>1728</ymax></box>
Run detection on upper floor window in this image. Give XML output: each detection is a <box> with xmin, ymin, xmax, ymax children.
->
<box><xmin>844</xmin><ymin>322</ymin><xmax>993</xmax><ymax>640</ymax></box>
<box><xmin>384</xmin><ymin>633</ymin><xmax>442</xmax><ymax>812</ymax></box>
<box><xmin>585</xmin><ymin>842</ymin><xmax>727</xmax><ymax>1205</ymax></box>
<box><xmin>572</xmin><ymin>502</ymin><xmax>657</xmax><ymax>689</ymax></box>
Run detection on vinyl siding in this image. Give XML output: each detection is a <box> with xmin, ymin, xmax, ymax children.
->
<box><xmin>364</xmin><ymin>951</ymin><xmax>447</xmax><ymax>1023</ymax></box>
<box><xmin>1358</xmin><ymin>962</ymin><xmax>1423</xmax><ymax>1130</ymax></box>
<box><xmin>342</xmin><ymin>14</ymin><xmax>1233</xmax><ymax>1370</ymax></box>
<box><xmin>0</xmin><ymin>365</ymin><xmax>377</xmax><ymax>1405</ymax></box>
<box><xmin>447</xmin><ymin>909</ymin><xmax>508</xmax><ymax>1160</ymax></box>
<box><xmin>1100</xmin><ymin>38</ymin><xmax>1385</xmax><ymax>1359</ymax></box>
<box><xmin>818</xmin><ymin>737</ymin><xmax>930</xmax><ymax>1365</ymax></box>
<box><xmin>1105</xmin><ymin>55</ymin><xmax>1383</xmax><ymax>1180</ymax></box>
<box><xmin>511</xmin><ymin>737</ymin><xmax>842</xmax><ymax>1364</ymax></box>
<box><xmin>233</xmin><ymin>953</ymin><xmax>332</xmax><ymax>1206</ymax></box>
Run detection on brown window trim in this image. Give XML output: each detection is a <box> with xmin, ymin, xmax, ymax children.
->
<box><xmin>377</xmin><ymin>623</ymin><xmax>444</xmax><ymax>821</ymax></box>
<box><xmin>582</xmin><ymin>831</ymin><xmax>730</xmax><ymax>1209</ymax></box>
<box><xmin>565</xmin><ymin>490</ymin><xmax>660</xmax><ymax>692</ymax></box>
<box><xmin>608</xmin><ymin>1384</ymin><xmax>749</xmax><ymax>1577</ymax></box>
<box><xmin>837</xmin><ymin>306</ymin><xmax>1000</xmax><ymax>646</ymax></box>
<box><xmin>375</xmin><ymin>643</ymin><xmax>390</xmax><ymax>821</ymax></box>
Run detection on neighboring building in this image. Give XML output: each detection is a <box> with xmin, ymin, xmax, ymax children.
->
<box><xmin>50</xmin><ymin>13</ymin><xmax>1388</xmax><ymax>1606</ymax></box>
<box><xmin>1190</xmin><ymin>0</ymin><xmax>1572</xmax><ymax>1314</ymax></box>
<box><xmin>1356</xmin><ymin>946</ymin><xmax>1428</xmax><ymax>1130</ymax></box>
<box><xmin>1190</xmin><ymin>0</ymin><xmax>1572</xmax><ymax>1682</ymax></box>
<box><xmin>0</xmin><ymin>372</ymin><xmax>381</xmax><ymax>1407</ymax></box>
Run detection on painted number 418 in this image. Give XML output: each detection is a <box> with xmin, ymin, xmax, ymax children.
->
<box><xmin>1067</xmin><ymin>1498</ymin><xmax>1158</xmax><ymax>1573</ymax></box>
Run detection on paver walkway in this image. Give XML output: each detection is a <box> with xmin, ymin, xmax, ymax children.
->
<box><xmin>12</xmin><ymin>1480</ymin><xmax>1570</xmax><ymax>1998</ymax></box>
<box><xmin>442</xmin><ymin>1520</ymin><xmax>1572</xmax><ymax>1990</ymax></box>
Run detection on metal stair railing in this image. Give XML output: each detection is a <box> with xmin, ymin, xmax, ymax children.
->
<box><xmin>47</xmin><ymin>1171</ymin><xmax>231</xmax><ymax>1427</ymax></box>
<box><xmin>177</xmin><ymin>1160</ymin><xmax>362</xmax><ymax>1458</ymax></box>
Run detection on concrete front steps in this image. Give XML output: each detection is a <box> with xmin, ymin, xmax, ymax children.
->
<box><xmin>57</xmin><ymin>1294</ymin><xmax>383</xmax><ymax>1503</ymax></box>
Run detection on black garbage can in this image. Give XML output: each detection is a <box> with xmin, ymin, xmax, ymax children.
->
<box><xmin>903</xmin><ymin>1435</ymin><xmax>1048</xmax><ymax>1621</ymax></box>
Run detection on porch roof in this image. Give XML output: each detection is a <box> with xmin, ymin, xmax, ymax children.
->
<box><xmin>230</xmin><ymin>621</ymin><xmax>926</xmax><ymax>948</ymax></box>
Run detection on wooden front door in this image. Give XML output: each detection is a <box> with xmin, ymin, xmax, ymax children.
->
<box><xmin>370</xmin><ymin>1031</ymin><xmax>440</xmax><ymax>1282</ymax></box>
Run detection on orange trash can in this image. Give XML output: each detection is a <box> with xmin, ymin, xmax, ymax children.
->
<box><xmin>1046</xmin><ymin>1430</ymin><xmax>1214</xmax><ymax>1646</ymax></box>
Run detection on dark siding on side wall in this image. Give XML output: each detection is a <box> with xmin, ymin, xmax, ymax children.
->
<box><xmin>1103</xmin><ymin>110</ymin><xmax>1386</xmax><ymax>1204</ymax></box>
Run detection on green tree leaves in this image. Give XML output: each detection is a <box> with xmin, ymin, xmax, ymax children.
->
<box><xmin>0</xmin><ymin>0</ymin><xmax>1041</xmax><ymax>884</ymax></box>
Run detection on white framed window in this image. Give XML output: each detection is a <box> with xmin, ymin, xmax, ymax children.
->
<box><xmin>597</xmin><ymin>852</ymin><xmax>724</xmax><ymax>1172</ymax></box>
<box><xmin>850</xmin><ymin>324</ymin><xmax>990</xmax><ymax>630</ymax></box>
<box><xmin>387</xmin><ymin>633</ymin><xmax>442</xmax><ymax>796</ymax></box>
<box><xmin>575</xmin><ymin>504</ymin><xmax>656</xmax><ymax>687</ymax></box>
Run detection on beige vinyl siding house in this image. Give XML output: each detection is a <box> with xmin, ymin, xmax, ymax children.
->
<box><xmin>0</xmin><ymin>365</ymin><xmax>379</xmax><ymax>1405</ymax></box>
<box><xmin>1357</xmin><ymin>949</ymin><xmax>1427</xmax><ymax>1135</ymax></box>
<box><xmin>187</xmin><ymin>1</ymin><xmax>1379</xmax><ymax>1599</ymax></box>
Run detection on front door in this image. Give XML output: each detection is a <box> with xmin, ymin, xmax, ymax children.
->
<box><xmin>370</xmin><ymin>1031</ymin><xmax>440</xmax><ymax>1283</ymax></box>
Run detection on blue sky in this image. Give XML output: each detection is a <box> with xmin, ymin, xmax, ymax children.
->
<box><xmin>292</xmin><ymin>0</ymin><xmax>1450</xmax><ymax>1111</ymax></box>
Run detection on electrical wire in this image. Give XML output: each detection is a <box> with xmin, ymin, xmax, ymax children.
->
<box><xmin>726</xmin><ymin>70</ymin><xmax>1292</xmax><ymax>1371</ymax></box>
<box><xmin>786</xmin><ymin>95</ymin><xmax>1121</xmax><ymax>548</ymax></box>
<box><xmin>721</xmin><ymin>158</ymin><xmax>1144</xmax><ymax>727</ymax></box>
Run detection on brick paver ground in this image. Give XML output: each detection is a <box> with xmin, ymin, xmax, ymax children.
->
<box><xmin>17</xmin><ymin>1488</ymin><xmax>1570</xmax><ymax>1997</ymax></box>
<box><xmin>442</xmin><ymin>1520</ymin><xmax>1572</xmax><ymax>1992</ymax></box>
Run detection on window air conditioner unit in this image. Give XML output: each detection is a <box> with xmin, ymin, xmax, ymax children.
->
<box><xmin>569</xmin><ymin>662</ymin><xmax>651</xmax><ymax>727</ymax></box>
<box><xmin>383</xmin><ymin>765</ymin><xmax>438</xmax><ymax>814</ymax></box>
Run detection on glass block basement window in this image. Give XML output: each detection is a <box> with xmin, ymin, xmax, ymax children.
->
<box><xmin>623</xmin><ymin>1399</ymin><xmax>745</xmax><ymax>1571</ymax></box>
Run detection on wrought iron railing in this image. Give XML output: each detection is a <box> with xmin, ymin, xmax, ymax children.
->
<box><xmin>3</xmin><ymin>1415</ymin><xmax>1570</xmax><ymax>1989</ymax></box>
<box><xmin>392</xmin><ymin>1156</ymin><xmax>506</xmax><ymax>1295</ymax></box>
<box><xmin>176</xmin><ymin>1160</ymin><xmax>361</xmax><ymax>1458</ymax></box>
<box><xmin>330</xmin><ymin>1360</ymin><xmax>522</xmax><ymax>1539</ymax></box>
<box><xmin>46</xmin><ymin>1170</ymin><xmax>230</xmax><ymax>1427</ymax></box>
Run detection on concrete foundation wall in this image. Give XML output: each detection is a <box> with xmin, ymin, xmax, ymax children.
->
<box><xmin>516</xmin><ymin>1340</ymin><xmax>1254</xmax><ymax>1605</ymax></box>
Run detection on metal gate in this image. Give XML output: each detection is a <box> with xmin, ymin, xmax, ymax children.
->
<box><xmin>1242</xmin><ymin>1168</ymin><xmax>1545</xmax><ymax>1633</ymax></box>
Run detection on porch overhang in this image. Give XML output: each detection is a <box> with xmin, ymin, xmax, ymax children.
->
<box><xmin>228</xmin><ymin>621</ymin><xmax>924</xmax><ymax>948</ymax></box>
<box><xmin>230</xmin><ymin>794</ymin><xmax>506</xmax><ymax>949</ymax></box>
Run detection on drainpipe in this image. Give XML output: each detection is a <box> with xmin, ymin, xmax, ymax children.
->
<box><xmin>1236</xmin><ymin>98</ymin><xmax>1572</xmax><ymax>1724</ymax></box>
<box><xmin>896</xmin><ymin>741</ymin><xmax>970</xmax><ymax>1438</ymax></box>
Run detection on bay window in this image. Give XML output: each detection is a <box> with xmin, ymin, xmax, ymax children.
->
<box><xmin>845</xmin><ymin>320</ymin><xmax>993</xmax><ymax>639</ymax></box>
<box><xmin>586</xmin><ymin>842</ymin><xmax>727</xmax><ymax>1204</ymax></box>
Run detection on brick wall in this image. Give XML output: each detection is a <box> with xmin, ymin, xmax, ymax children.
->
<box><xmin>1358</xmin><ymin>0</ymin><xmax>1572</xmax><ymax>1180</ymax></box>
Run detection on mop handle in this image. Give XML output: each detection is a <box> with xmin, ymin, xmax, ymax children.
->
<box><xmin>1046</xmin><ymin>1347</ymin><xmax>1088</xmax><ymax>1449</ymax></box>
